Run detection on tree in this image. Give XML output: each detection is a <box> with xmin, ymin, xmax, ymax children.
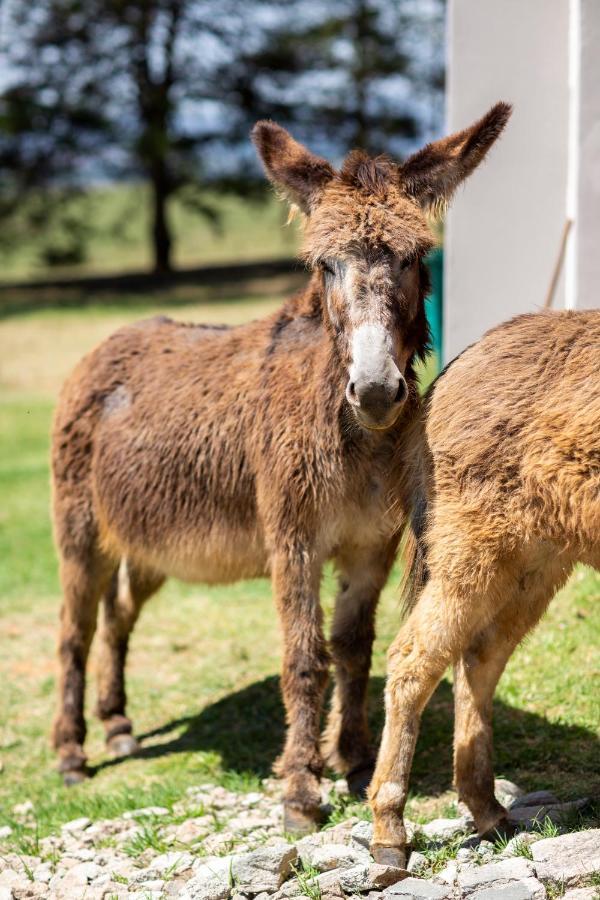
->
<box><xmin>0</xmin><ymin>0</ymin><xmax>445</xmax><ymax>275</ymax></box>
<box><xmin>1</xmin><ymin>0</ymin><xmax>270</xmax><ymax>273</ymax></box>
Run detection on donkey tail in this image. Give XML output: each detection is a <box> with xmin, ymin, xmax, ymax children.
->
<box><xmin>399</xmin><ymin>487</ymin><xmax>429</xmax><ymax>619</ymax></box>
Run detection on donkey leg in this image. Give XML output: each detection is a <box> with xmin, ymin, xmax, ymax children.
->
<box><xmin>52</xmin><ymin>554</ymin><xmax>113</xmax><ymax>784</ymax></box>
<box><xmin>322</xmin><ymin>539</ymin><xmax>398</xmax><ymax>796</ymax></box>
<box><xmin>369</xmin><ymin>577</ymin><xmax>496</xmax><ymax>867</ymax></box>
<box><xmin>454</xmin><ymin>560</ymin><xmax>570</xmax><ymax>836</ymax></box>
<box><xmin>272</xmin><ymin>547</ymin><xmax>330</xmax><ymax>834</ymax></box>
<box><xmin>96</xmin><ymin>559</ymin><xmax>165</xmax><ymax>758</ymax></box>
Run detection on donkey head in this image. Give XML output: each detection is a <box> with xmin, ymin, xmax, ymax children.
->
<box><xmin>253</xmin><ymin>103</ymin><xmax>511</xmax><ymax>431</ymax></box>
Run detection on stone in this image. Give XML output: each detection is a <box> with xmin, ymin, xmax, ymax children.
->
<box><xmin>562</xmin><ymin>890</ymin><xmax>600</xmax><ymax>900</ymax></box>
<box><xmin>0</xmin><ymin>889</ymin><xmax>12</xmax><ymax>900</ymax></box>
<box><xmin>509</xmin><ymin>790</ymin><xmax>560</xmax><ymax>809</ymax></box>
<box><xmin>508</xmin><ymin>798</ymin><xmax>590</xmax><ymax>830</ymax></box>
<box><xmin>531</xmin><ymin>829</ymin><xmax>600</xmax><ymax>886</ymax></box>
<box><xmin>433</xmin><ymin>863</ymin><xmax>457</xmax><ymax>886</ymax></box>
<box><xmin>336</xmin><ymin>863</ymin><xmax>407</xmax><ymax>893</ymax></box>
<box><xmin>61</xmin><ymin>817</ymin><xmax>92</xmax><ymax>833</ymax></box>
<box><xmin>12</xmin><ymin>801</ymin><xmax>33</xmax><ymax>817</ymax></box>
<box><xmin>384</xmin><ymin>876</ymin><xmax>452</xmax><ymax>898</ymax></box>
<box><xmin>333</xmin><ymin>779</ymin><xmax>350</xmax><ymax>797</ymax></box>
<box><xmin>406</xmin><ymin>852</ymin><xmax>428</xmax><ymax>875</ymax></box>
<box><xmin>122</xmin><ymin>806</ymin><xmax>170</xmax><ymax>819</ymax></box>
<box><xmin>135</xmin><ymin>880</ymin><xmax>166</xmax><ymax>891</ymax></box>
<box><xmin>499</xmin><ymin>833</ymin><xmax>539</xmax><ymax>858</ymax></box>
<box><xmin>495</xmin><ymin>779</ymin><xmax>525</xmax><ymax>808</ymax></box>
<box><xmin>351</xmin><ymin>820</ymin><xmax>374</xmax><ymax>851</ymax></box>
<box><xmin>180</xmin><ymin>856</ymin><xmax>232</xmax><ymax>900</ymax></box>
<box><xmin>148</xmin><ymin>851</ymin><xmax>194</xmax><ymax>874</ymax></box>
<box><xmin>420</xmin><ymin>817</ymin><xmax>472</xmax><ymax>842</ymax></box>
<box><xmin>31</xmin><ymin>864</ymin><xmax>53</xmax><ymax>883</ymax></box>
<box><xmin>457</xmin><ymin>858</ymin><xmax>537</xmax><ymax>895</ymax></box>
<box><xmin>469</xmin><ymin>881</ymin><xmax>546</xmax><ymax>900</ymax></box>
<box><xmin>301</xmin><ymin>843</ymin><xmax>368</xmax><ymax>872</ymax></box>
<box><xmin>232</xmin><ymin>843</ymin><xmax>298</xmax><ymax>894</ymax></box>
<box><xmin>0</xmin><ymin>827</ymin><xmax>12</xmax><ymax>840</ymax></box>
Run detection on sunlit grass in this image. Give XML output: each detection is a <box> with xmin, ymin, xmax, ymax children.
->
<box><xmin>0</xmin><ymin>295</ymin><xmax>597</xmax><ymax>845</ymax></box>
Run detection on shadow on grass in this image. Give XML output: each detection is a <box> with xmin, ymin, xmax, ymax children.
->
<box><xmin>92</xmin><ymin>675</ymin><xmax>600</xmax><ymax>803</ymax></box>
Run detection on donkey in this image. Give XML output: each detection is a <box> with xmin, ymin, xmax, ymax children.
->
<box><xmin>369</xmin><ymin>308</ymin><xmax>600</xmax><ymax>866</ymax></box>
<box><xmin>51</xmin><ymin>102</ymin><xmax>510</xmax><ymax>832</ymax></box>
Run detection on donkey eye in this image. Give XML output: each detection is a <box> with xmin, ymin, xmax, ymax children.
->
<box><xmin>320</xmin><ymin>261</ymin><xmax>335</xmax><ymax>276</ymax></box>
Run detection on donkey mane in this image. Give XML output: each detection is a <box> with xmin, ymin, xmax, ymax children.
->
<box><xmin>340</xmin><ymin>151</ymin><xmax>398</xmax><ymax>196</ymax></box>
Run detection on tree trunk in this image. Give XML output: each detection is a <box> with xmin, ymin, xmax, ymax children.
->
<box><xmin>150</xmin><ymin>164</ymin><xmax>172</xmax><ymax>275</ymax></box>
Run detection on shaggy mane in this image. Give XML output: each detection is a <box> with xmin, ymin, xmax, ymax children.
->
<box><xmin>340</xmin><ymin>151</ymin><xmax>397</xmax><ymax>196</ymax></box>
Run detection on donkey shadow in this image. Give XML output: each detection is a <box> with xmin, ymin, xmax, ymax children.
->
<box><xmin>93</xmin><ymin>675</ymin><xmax>600</xmax><ymax>804</ymax></box>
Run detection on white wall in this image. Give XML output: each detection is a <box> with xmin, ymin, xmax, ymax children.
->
<box><xmin>574</xmin><ymin>0</ymin><xmax>600</xmax><ymax>310</ymax></box>
<box><xmin>444</xmin><ymin>0</ymin><xmax>570</xmax><ymax>360</ymax></box>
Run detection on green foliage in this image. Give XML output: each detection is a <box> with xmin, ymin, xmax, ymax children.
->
<box><xmin>293</xmin><ymin>861</ymin><xmax>322</xmax><ymax>900</ymax></box>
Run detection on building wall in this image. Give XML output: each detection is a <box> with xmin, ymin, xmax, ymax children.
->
<box><xmin>444</xmin><ymin>0</ymin><xmax>570</xmax><ymax>360</ymax></box>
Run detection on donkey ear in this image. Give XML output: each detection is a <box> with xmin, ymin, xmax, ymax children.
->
<box><xmin>252</xmin><ymin>120</ymin><xmax>335</xmax><ymax>213</ymax></box>
<box><xmin>400</xmin><ymin>102</ymin><xmax>512</xmax><ymax>213</ymax></box>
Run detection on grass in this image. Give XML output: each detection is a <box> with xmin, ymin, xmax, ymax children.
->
<box><xmin>0</xmin><ymin>183</ymin><xmax>300</xmax><ymax>282</ymax></box>
<box><xmin>0</xmin><ymin>288</ymin><xmax>598</xmax><ymax>851</ymax></box>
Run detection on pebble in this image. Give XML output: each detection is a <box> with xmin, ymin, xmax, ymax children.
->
<box><xmin>0</xmin><ymin>778</ymin><xmax>594</xmax><ymax>900</ymax></box>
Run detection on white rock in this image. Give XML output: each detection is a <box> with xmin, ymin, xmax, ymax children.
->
<box><xmin>148</xmin><ymin>851</ymin><xmax>194</xmax><ymax>874</ymax></box>
<box><xmin>333</xmin><ymin>779</ymin><xmax>350</xmax><ymax>796</ymax></box>
<box><xmin>562</xmin><ymin>890</ymin><xmax>600</xmax><ymax>900</ymax></box>
<box><xmin>233</xmin><ymin>841</ymin><xmax>298</xmax><ymax>893</ymax></box>
<box><xmin>32</xmin><ymin>863</ymin><xmax>53</xmax><ymax>883</ymax></box>
<box><xmin>457</xmin><ymin>857</ymin><xmax>536</xmax><ymax>895</ymax></box>
<box><xmin>301</xmin><ymin>842</ymin><xmax>368</xmax><ymax>872</ymax></box>
<box><xmin>0</xmin><ymin>888</ymin><xmax>13</xmax><ymax>900</ymax></box>
<box><xmin>0</xmin><ymin>827</ymin><xmax>12</xmax><ymax>840</ymax></box>
<box><xmin>181</xmin><ymin>856</ymin><xmax>233</xmax><ymax>900</ymax></box>
<box><xmin>433</xmin><ymin>862</ymin><xmax>457</xmax><ymax>885</ymax></box>
<box><xmin>421</xmin><ymin>817</ymin><xmax>472</xmax><ymax>841</ymax></box>
<box><xmin>123</xmin><ymin>806</ymin><xmax>170</xmax><ymax>819</ymax></box>
<box><xmin>337</xmin><ymin>863</ymin><xmax>407</xmax><ymax>893</ymax></box>
<box><xmin>59</xmin><ymin>860</ymin><xmax>103</xmax><ymax>885</ymax></box>
<box><xmin>406</xmin><ymin>851</ymin><xmax>428</xmax><ymax>875</ymax></box>
<box><xmin>384</xmin><ymin>876</ymin><xmax>452</xmax><ymax>898</ymax></box>
<box><xmin>499</xmin><ymin>833</ymin><xmax>540</xmax><ymax>858</ymax></box>
<box><xmin>351</xmin><ymin>820</ymin><xmax>374</xmax><ymax>851</ymax></box>
<box><xmin>531</xmin><ymin>828</ymin><xmax>600</xmax><ymax>886</ymax></box>
<box><xmin>494</xmin><ymin>779</ymin><xmax>525</xmax><ymax>807</ymax></box>
<box><xmin>468</xmin><ymin>878</ymin><xmax>547</xmax><ymax>899</ymax></box>
<box><xmin>11</xmin><ymin>800</ymin><xmax>34</xmax><ymax>819</ymax></box>
<box><xmin>61</xmin><ymin>816</ymin><xmax>92</xmax><ymax>833</ymax></box>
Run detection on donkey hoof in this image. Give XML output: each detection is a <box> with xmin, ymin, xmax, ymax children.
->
<box><xmin>107</xmin><ymin>733</ymin><xmax>140</xmax><ymax>758</ymax></box>
<box><xmin>370</xmin><ymin>844</ymin><xmax>408</xmax><ymax>869</ymax></box>
<box><xmin>283</xmin><ymin>804</ymin><xmax>322</xmax><ymax>836</ymax></box>
<box><xmin>346</xmin><ymin>761</ymin><xmax>375</xmax><ymax>798</ymax></box>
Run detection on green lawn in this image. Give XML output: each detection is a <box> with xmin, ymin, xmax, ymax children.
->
<box><xmin>0</xmin><ymin>293</ymin><xmax>598</xmax><ymax>848</ymax></box>
<box><xmin>0</xmin><ymin>184</ymin><xmax>300</xmax><ymax>282</ymax></box>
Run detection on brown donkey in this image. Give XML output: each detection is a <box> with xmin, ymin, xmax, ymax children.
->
<box><xmin>369</xmin><ymin>308</ymin><xmax>600</xmax><ymax>866</ymax></box>
<box><xmin>51</xmin><ymin>103</ymin><xmax>510</xmax><ymax>831</ymax></box>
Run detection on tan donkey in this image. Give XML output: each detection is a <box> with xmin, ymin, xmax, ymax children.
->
<box><xmin>369</xmin><ymin>309</ymin><xmax>600</xmax><ymax>866</ymax></box>
<box><xmin>51</xmin><ymin>103</ymin><xmax>510</xmax><ymax>831</ymax></box>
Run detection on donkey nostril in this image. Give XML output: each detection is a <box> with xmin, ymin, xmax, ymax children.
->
<box><xmin>347</xmin><ymin>381</ymin><xmax>358</xmax><ymax>403</ymax></box>
<box><xmin>394</xmin><ymin>378</ymin><xmax>407</xmax><ymax>404</ymax></box>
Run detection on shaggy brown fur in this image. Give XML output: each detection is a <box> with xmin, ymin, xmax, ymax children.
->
<box><xmin>369</xmin><ymin>309</ymin><xmax>600</xmax><ymax>866</ymax></box>
<box><xmin>51</xmin><ymin>104</ymin><xmax>510</xmax><ymax>830</ymax></box>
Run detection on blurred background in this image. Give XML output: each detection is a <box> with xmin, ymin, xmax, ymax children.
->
<box><xmin>0</xmin><ymin>0</ymin><xmax>598</xmax><ymax>843</ymax></box>
<box><xmin>0</xmin><ymin>0</ymin><xmax>444</xmax><ymax>278</ymax></box>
